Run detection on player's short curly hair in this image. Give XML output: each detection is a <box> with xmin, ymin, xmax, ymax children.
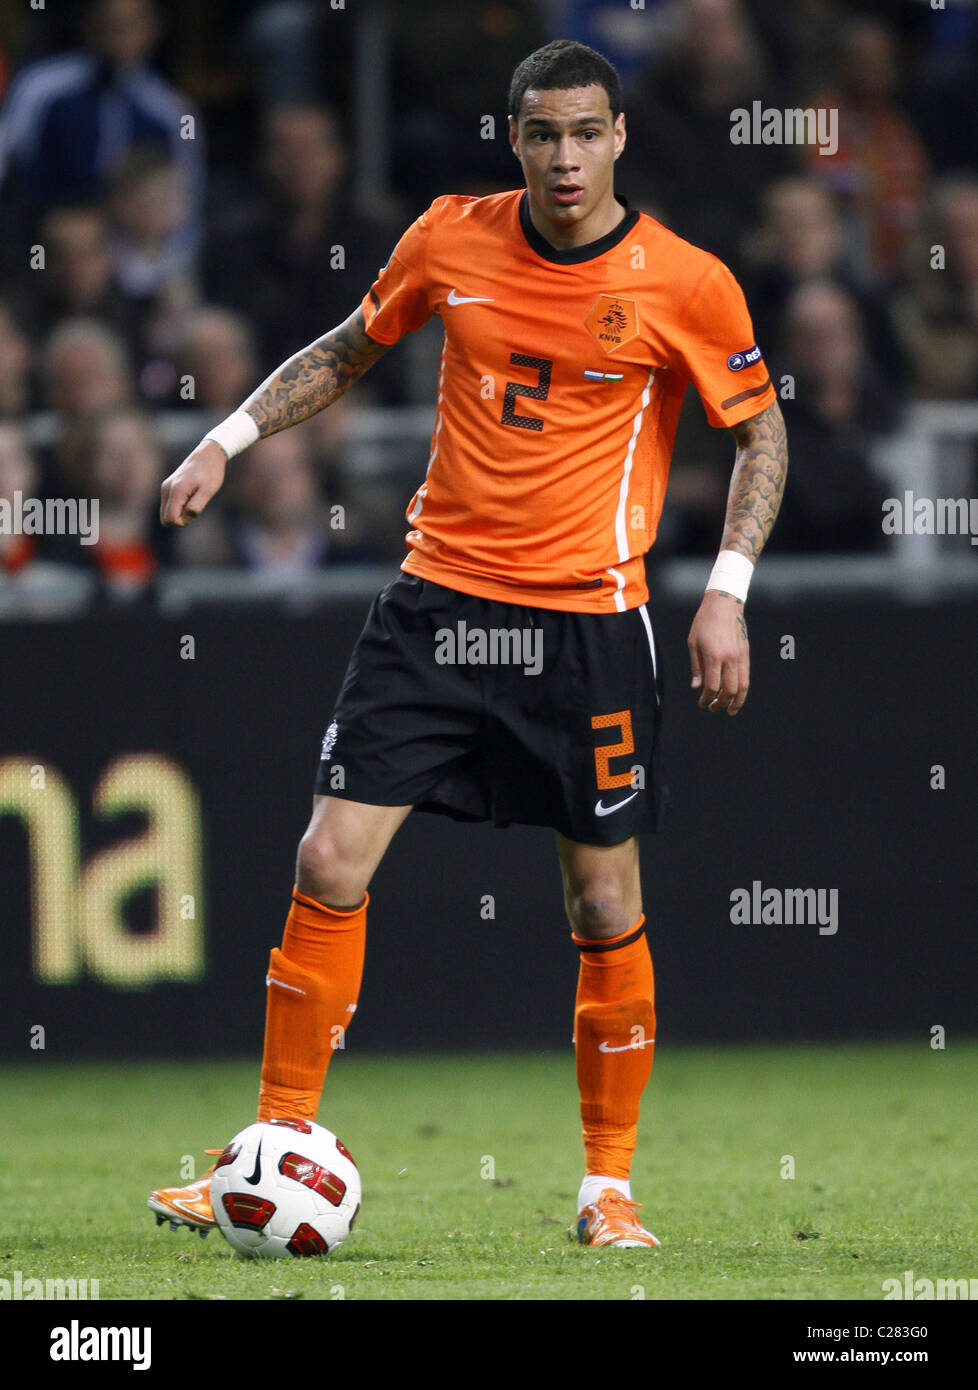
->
<box><xmin>508</xmin><ymin>39</ymin><xmax>623</xmax><ymax>122</ymax></box>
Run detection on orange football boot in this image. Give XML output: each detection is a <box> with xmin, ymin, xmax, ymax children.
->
<box><xmin>576</xmin><ymin>1188</ymin><xmax>660</xmax><ymax>1248</ymax></box>
<box><xmin>148</xmin><ymin>1150</ymin><xmax>223</xmax><ymax>1236</ymax></box>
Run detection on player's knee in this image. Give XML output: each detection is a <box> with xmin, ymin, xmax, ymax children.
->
<box><xmin>295</xmin><ymin>827</ymin><xmax>365</xmax><ymax>908</ymax></box>
<box><xmin>566</xmin><ymin>880</ymin><xmax>635</xmax><ymax>940</ymax></box>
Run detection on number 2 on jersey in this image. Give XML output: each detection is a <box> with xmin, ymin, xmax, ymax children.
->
<box><xmin>501</xmin><ymin>353</ymin><xmax>552</xmax><ymax>431</ymax></box>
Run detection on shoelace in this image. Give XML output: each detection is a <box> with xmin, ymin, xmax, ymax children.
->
<box><xmin>599</xmin><ymin>1189</ymin><xmax>644</xmax><ymax>1226</ymax></box>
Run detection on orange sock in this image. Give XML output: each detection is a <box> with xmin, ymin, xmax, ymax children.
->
<box><xmin>573</xmin><ymin>916</ymin><xmax>655</xmax><ymax>1180</ymax></box>
<box><xmin>257</xmin><ymin>885</ymin><xmax>368</xmax><ymax>1123</ymax></box>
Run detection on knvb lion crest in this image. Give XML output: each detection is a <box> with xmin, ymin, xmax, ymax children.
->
<box><xmin>585</xmin><ymin>294</ymin><xmax>639</xmax><ymax>353</ymax></box>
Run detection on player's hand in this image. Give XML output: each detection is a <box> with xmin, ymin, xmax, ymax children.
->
<box><xmin>160</xmin><ymin>440</ymin><xmax>227</xmax><ymax>527</ymax></box>
<box><xmin>687</xmin><ymin>590</ymin><xmax>750</xmax><ymax>715</ymax></box>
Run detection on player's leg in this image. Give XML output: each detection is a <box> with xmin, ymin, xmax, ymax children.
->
<box><xmin>258</xmin><ymin>794</ymin><xmax>412</xmax><ymax>1122</ymax></box>
<box><xmin>556</xmin><ymin>831</ymin><xmax>659</xmax><ymax>1249</ymax></box>
<box><xmin>151</xmin><ymin>573</ymin><xmax>492</xmax><ymax>1233</ymax></box>
<box><xmin>148</xmin><ymin>794</ymin><xmax>410</xmax><ymax>1232</ymax></box>
<box><xmin>556</xmin><ymin>832</ymin><xmax>642</xmax><ymax>939</ymax></box>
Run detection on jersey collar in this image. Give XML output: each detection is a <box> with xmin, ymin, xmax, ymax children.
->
<box><xmin>518</xmin><ymin>191</ymin><xmax>639</xmax><ymax>265</ymax></box>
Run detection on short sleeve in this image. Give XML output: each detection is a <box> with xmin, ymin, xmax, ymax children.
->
<box><xmin>361</xmin><ymin>205</ymin><xmax>436</xmax><ymax>345</ymax></box>
<box><xmin>671</xmin><ymin>259</ymin><xmax>776</xmax><ymax>428</ymax></box>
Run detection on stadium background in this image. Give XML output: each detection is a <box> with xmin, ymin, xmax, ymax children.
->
<box><xmin>0</xmin><ymin>0</ymin><xmax>975</xmax><ymax>1059</ymax></box>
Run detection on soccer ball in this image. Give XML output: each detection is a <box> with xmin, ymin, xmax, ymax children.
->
<box><xmin>211</xmin><ymin>1118</ymin><xmax>361</xmax><ymax>1258</ymax></box>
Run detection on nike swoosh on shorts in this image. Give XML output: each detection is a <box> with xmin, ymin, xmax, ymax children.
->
<box><xmin>594</xmin><ymin>791</ymin><xmax>639</xmax><ymax>817</ymax></box>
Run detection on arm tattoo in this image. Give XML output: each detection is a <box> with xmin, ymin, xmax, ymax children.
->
<box><xmin>241</xmin><ymin>306</ymin><xmax>390</xmax><ymax>438</ymax></box>
<box><xmin>721</xmin><ymin>399</ymin><xmax>788</xmax><ymax>564</ymax></box>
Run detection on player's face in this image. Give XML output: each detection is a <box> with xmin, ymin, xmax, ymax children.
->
<box><xmin>509</xmin><ymin>84</ymin><xmax>626</xmax><ymax>246</ymax></box>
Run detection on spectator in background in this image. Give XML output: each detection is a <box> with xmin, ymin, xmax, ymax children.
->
<box><xmin>299</xmin><ymin>394</ymin><xmax>408</xmax><ymax>562</ymax></box>
<box><xmin>772</xmin><ymin>280</ymin><xmax>897</xmax><ymax>553</ymax></box>
<box><xmin>42</xmin><ymin>319</ymin><xmax>133</xmax><ymax>420</ymax></box>
<box><xmin>232</xmin><ymin>0</ymin><xmax>356</xmax><ymax>114</ymax></box>
<box><xmin>0</xmin><ymin>419</ymin><xmax>40</xmax><ymax>574</ymax></box>
<box><xmin>174</xmin><ymin>307</ymin><xmax>260</xmax><ymax>417</ymax></box>
<box><xmin>893</xmin><ymin>176</ymin><xmax>978</xmax><ymax>401</ymax></box>
<box><xmin>41</xmin><ymin>317</ymin><xmax>135</xmax><ymax>499</ymax></box>
<box><xmin>741</xmin><ymin>175</ymin><xmax>905</xmax><ymax>388</ymax></box>
<box><xmin>0</xmin><ymin>0</ymin><xmax>202</xmax><ymax>255</ymax></box>
<box><xmin>0</xmin><ymin>298</ymin><xmax>32</xmax><ymax>417</ymax></box>
<box><xmin>906</xmin><ymin>5</ymin><xmax>978</xmax><ymax>177</ymax></box>
<box><xmin>805</xmin><ymin>16</ymin><xmax>929</xmax><ymax>281</ymax></box>
<box><xmin>238</xmin><ymin>0</ymin><xmax>330</xmax><ymax>107</ymax></box>
<box><xmin>225</xmin><ymin>431</ymin><xmax>336</xmax><ymax>576</ymax></box>
<box><xmin>58</xmin><ymin>403</ymin><xmax>167</xmax><ymax>590</ymax></box>
<box><xmin>106</xmin><ymin>144</ymin><xmax>197</xmax><ymax>301</ymax></box>
<box><xmin>27</xmin><ymin>199</ymin><xmax>197</xmax><ymax>406</ymax></box>
<box><xmin>173</xmin><ymin>426</ymin><xmax>377</xmax><ymax>574</ymax></box>
<box><xmin>28</xmin><ymin>204</ymin><xmax>135</xmax><ymax>348</ymax></box>
<box><xmin>204</xmin><ymin>103</ymin><xmax>398</xmax><ymax>392</ymax></box>
<box><xmin>388</xmin><ymin>0</ymin><xmax>546</xmax><ymax>204</ymax></box>
<box><xmin>135</xmin><ymin>275</ymin><xmax>203</xmax><ymax>404</ymax></box>
<box><xmin>620</xmin><ymin>0</ymin><xmax>793</xmax><ymax>263</ymax></box>
<box><xmin>651</xmin><ymin>394</ymin><xmax>731</xmax><ymax>558</ymax></box>
<box><xmin>743</xmin><ymin>0</ymin><xmax>846</xmax><ymax>96</ymax></box>
<box><xmin>540</xmin><ymin>0</ymin><xmax>666</xmax><ymax>84</ymax></box>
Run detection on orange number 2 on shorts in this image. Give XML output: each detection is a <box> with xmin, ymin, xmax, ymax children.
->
<box><xmin>591</xmin><ymin>710</ymin><xmax>635</xmax><ymax>790</ymax></box>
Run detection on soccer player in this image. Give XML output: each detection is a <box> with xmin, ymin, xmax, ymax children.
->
<box><xmin>149</xmin><ymin>39</ymin><xmax>787</xmax><ymax>1249</ymax></box>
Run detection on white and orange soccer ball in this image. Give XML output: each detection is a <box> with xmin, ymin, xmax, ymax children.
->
<box><xmin>210</xmin><ymin>1118</ymin><xmax>361</xmax><ymax>1258</ymax></box>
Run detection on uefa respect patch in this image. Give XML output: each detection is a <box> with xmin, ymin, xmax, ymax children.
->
<box><xmin>727</xmin><ymin>345</ymin><xmax>762</xmax><ymax>371</ymax></box>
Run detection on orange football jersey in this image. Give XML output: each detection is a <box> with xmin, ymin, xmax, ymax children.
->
<box><xmin>362</xmin><ymin>190</ymin><xmax>775</xmax><ymax>613</ymax></box>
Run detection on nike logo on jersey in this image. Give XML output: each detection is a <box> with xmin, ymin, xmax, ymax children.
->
<box><xmin>598</xmin><ymin>1038</ymin><xmax>656</xmax><ymax>1054</ymax></box>
<box><xmin>446</xmin><ymin>288</ymin><xmax>495</xmax><ymax>305</ymax></box>
<box><xmin>244</xmin><ymin>1138</ymin><xmax>263</xmax><ymax>1185</ymax></box>
<box><xmin>594</xmin><ymin>791</ymin><xmax>639</xmax><ymax>816</ymax></box>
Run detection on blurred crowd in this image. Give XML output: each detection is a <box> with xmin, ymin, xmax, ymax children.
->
<box><xmin>0</xmin><ymin>0</ymin><xmax>976</xmax><ymax>599</ymax></box>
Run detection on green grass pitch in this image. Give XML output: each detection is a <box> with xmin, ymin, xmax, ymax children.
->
<box><xmin>2</xmin><ymin>1042</ymin><xmax>976</xmax><ymax>1301</ymax></box>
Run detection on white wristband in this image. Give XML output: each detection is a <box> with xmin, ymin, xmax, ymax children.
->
<box><xmin>705</xmin><ymin>548</ymin><xmax>754</xmax><ymax>603</ymax></box>
<box><xmin>202</xmin><ymin>409</ymin><xmax>260</xmax><ymax>460</ymax></box>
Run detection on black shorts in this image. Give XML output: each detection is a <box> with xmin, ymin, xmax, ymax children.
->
<box><xmin>313</xmin><ymin>573</ymin><xmax>669</xmax><ymax>845</ymax></box>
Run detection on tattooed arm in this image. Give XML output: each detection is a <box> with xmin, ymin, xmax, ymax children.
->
<box><xmin>160</xmin><ymin>307</ymin><xmax>391</xmax><ymax>527</ymax></box>
<box><xmin>686</xmin><ymin>399</ymin><xmax>788</xmax><ymax>716</ymax></box>
<box><xmin>241</xmin><ymin>307</ymin><xmax>390</xmax><ymax>437</ymax></box>
<box><xmin>719</xmin><ymin>398</ymin><xmax>788</xmax><ymax>563</ymax></box>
